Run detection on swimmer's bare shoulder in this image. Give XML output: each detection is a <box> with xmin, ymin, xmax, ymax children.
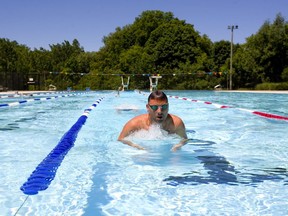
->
<box><xmin>166</xmin><ymin>114</ymin><xmax>187</xmax><ymax>138</ymax></box>
<box><xmin>118</xmin><ymin>114</ymin><xmax>148</xmax><ymax>139</ymax></box>
<box><xmin>168</xmin><ymin>113</ymin><xmax>180</xmax><ymax>121</ymax></box>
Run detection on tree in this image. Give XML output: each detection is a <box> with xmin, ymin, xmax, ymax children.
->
<box><xmin>0</xmin><ymin>38</ymin><xmax>32</xmax><ymax>89</ymax></box>
<box><xmin>212</xmin><ymin>40</ymin><xmax>230</xmax><ymax>71</ymax></box>
<box><xmin>243</xmin><ymin>13</ymin><xmax>288</xmax><ymax>83</ymax></box>
<box><xmin>2</xmin><ymin>11</ymin><xmax>287</xmax><ymax>90</ymax></box>
<box><xmin>49</xmin><ymin>39</ymin><xmax>84</xmax><ymax>72</ymax></box>
<box><xmin>145</xmin><ymin>19</ymin><xmax>207</xmax><ymax>70</ymax></box>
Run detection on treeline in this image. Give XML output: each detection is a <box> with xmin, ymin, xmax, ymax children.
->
<box><xmin>1</xmin><ymin>10</ymin><xmax>288</xmax><ymax>91</ymax></box>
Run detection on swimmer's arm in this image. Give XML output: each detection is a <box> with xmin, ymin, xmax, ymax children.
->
<box><xmin>171</xmin><ymin>121</ymin><xmax>188</xmax><ymax>152</ymax></box>
<box><xmin>117</xmin><ymin>120</ymin><xmax>145</xmax><ymax>150</ymax></box>
<box><xmin>118</xmin><ymin>139</ymin><xmax>145</xmax><ymax>150</ymax></box>
<box><xmin>171</xmin><ymin>138</ymin><xmax>189</xmax><ymax>152</ymax></box>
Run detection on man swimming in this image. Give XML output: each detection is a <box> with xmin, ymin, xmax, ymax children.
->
<box><xmin>118</xmin><ymin>90</ymin><xmax>188</xmax><ymax>151</ymax></box>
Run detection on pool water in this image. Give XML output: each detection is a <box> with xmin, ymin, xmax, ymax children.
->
<box><xmin>0</xmin><ymin>90</ymin><xmax>288</xmax><ymax>215</ymax></box>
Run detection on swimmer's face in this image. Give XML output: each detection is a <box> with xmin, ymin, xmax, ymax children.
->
<box><xmin>146</xmin><ymin>98</ymin><xmax>169</xmax><ymax>123</ymax></box>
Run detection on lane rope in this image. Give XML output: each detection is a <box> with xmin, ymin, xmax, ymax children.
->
<box><xmin>20</xmin><ymin>97</ymin><xmax>104</xmax><ymax>195</ymax></box>
<box><xmin>13</xmin><ymin>97</ymin><xmax>104</xmax><ymax>215</ymax></box>
<box><xmin>0</xmin><ymin>91</ymin><xmax>68</xmax><ymax>99</ymax></box>
<box><xmin>13</xmin><ymin>195</ymin><xmax>29</xmax><ymax>216</ymax></box>
<box><xmin>136</xmin><ymin>90</ymin><xmax>288</xmax><ymax>121</ymax></box>
<box><xmin>0</xmin><ymin>92</ymin><xmax>87</xmax><ymax>108</ymax></box>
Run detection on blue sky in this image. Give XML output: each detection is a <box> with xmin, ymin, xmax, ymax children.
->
<box><xmin>1</xmin><ymin>0</ymin><xmax>287</xmax><ymax>52</ymax></box>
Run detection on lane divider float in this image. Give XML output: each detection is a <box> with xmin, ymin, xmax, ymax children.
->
<box><xmin>167</xmin><ymin>95</ymin><xmax>288</xmax><ymax>121</ymax></box>
<box><xmin>20</xmin><ymin>97</ymin><xmax>104</xmax><ymax>195</ymax></box>
<box><xmin>0</xmin><ymin>91</ymin><xmax>68</xmax><ymax>99</ymax></box>
<box><xmin>0</xmin><ymin>92</ymin><xmax>87</xmax><ymax>108</ymax></box>
<box><xmin>136</xmin><ymin>90</ymin><xmax>288</xmax><ymax>121</ymax></box>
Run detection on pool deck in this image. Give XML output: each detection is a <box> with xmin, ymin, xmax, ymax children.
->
<box><xmin>217</xmin><ymin>90</ymin><xmax>288</xmax><ymax>94</ymax></box>
<box><xmin>0</xmin><ymin>90</ymin><xmax>56</xmax><ymax>96</ymax></box>
<box><xmin>0</xmin><ymin>90</ymin><xmax>288</xmax><ymax>96</ymax></box>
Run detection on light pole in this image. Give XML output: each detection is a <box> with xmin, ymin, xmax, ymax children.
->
<box><xmin>228</xmin><ymin>25</ymin><xmax>238</xmax><ymax>90</ymax></box>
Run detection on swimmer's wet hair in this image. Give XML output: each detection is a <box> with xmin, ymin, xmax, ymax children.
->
<box><xmin>148</xmin><ymin>90</ymin><xmax>168</xmax><ymax>102</ymax></box>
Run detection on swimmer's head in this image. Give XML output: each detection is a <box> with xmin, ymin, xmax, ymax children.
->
<box><xmin>147</xmin><ymin>90</ymin><xmax>168</xmax><ymax>103</ymax></box>
<box><xmin>147</xmin><ymin>90</ymin><xmax>169</xmax><ymax>123</ymax></box>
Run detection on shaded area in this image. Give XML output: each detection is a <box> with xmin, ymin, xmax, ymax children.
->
<box><xmin>164</xmin><ymin>154</ymin><xmax>239</xmax><ymax>186</ymax></box>
<box><xmin>0</xmin><ymin>123</ymin><xmax>20</xmax><ymax>131</ymax></box>
<box><xmin>0</xmin><ymin>115</ymin><xmax>37</xmax><ymax>131</ymax></box>
<box><xmin>83</xmin><ymin>163</ymin><xmax>113</xmax><ymax>216</ymax></box>
<box><xmin>164</xmin><ymin>139</ymin><xmax>288</xmax><ymax>186</ymax></box>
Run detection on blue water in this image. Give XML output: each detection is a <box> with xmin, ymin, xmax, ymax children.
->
<box><xmin>0</xmin><ymin>90</ymin><xmax>287</xmax><ymax>215</ymax></box>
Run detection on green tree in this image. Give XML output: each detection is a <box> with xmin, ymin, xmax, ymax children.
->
<box><xmin>48</xmin><ymin>39</ymin><xmax>86</xmax><ymax>89</ymax></box>
<box><xmin>49</xmin><ymin>39</ymin><xmax>84</xmax><ymax>72</ymax></box>
<box><xmin>243</xmin><ymin>13</ymin><xmax>288</xmax><ymax>83</ymax></box>
<box><xmin>0</xmin><ymin>38</ymin><xmax>32</xmax><ymax>89</ymax></box>
<box><xmin>2</xmin><ymin>11</ymin><xmax>288</xmax><ymax>90</ymax></box>
<box><xmin>213</xmin><ymin>40</ymin><xmax>230</xmax><ymax>71</ymax></box>
<box><xmin>145</xmin><ymin>20</ymin><xmax>203</xmax><ymax>69</ymax></box>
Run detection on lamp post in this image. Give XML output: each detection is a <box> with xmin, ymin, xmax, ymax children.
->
<box><xmin>228</xmin><ymin>25</ymin><xmax>238</xmax><ymax>90</ymax></box>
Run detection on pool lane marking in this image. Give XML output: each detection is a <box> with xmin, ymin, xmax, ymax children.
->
<box><xmin>0</xmin><ymin>91</ymin><xmax>68</xmax><ymax>99</ymax></box>
<box><xmin>20</xmin><ymin>97</ymin><xmax>104</xmax><ymax>196</ymax></box>
<box><xmin>167</xmin><ymin>95</ymin><xmax>288</xmax><ymax>121</ymax></box>
<box><xmin>0</xmin><ymin>92</ymin><xmax>87</xmax><ymax>107</ymax></box>
<box><xmin>136</xmin><ymin>91</ymin><xmax>288</xmax><ymax>121</ymax></box>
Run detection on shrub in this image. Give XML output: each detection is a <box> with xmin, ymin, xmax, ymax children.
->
<box><xmin>255</xmin><ymin>82</ymin><xmax>288</xmax><ymax>90</ymax></box>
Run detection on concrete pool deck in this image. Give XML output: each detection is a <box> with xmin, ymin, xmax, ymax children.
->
<box><xmin>0</xmin><ymin>90</ymin><xmax>288</xmax><ymax>96</ymax></box>
<box><xmin>0</xmin><ymin>90</ymin><xmax>58</xmax><ymax>96</ymax></box>
<box><xmin>217</xmin><ymin>90</ymin><xmax>288</xmax><ymax>94</ymax></box>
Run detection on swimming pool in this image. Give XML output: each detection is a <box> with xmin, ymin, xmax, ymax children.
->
<box><xmin>1</xmin><ymin>90</ymin><xmax>287</xmax><ymax>215</ymax></box>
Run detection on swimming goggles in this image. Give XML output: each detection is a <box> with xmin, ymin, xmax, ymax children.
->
<box><xmin>148</xmin><ymin>104</ymin><xmax>169</xmax><ymax>111</ymax></box>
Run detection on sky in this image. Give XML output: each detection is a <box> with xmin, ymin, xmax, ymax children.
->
<box><xmin>1</xmin><ymin>0</ymin><xmax>287</xmax><ymax>52</ymax></box>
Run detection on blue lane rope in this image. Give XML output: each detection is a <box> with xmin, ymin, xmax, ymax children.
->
<box><xmin>0</xmin><ymin>91</ymin><xmax>68</xmax><ymax>99</ymax></box>
<box><xmin>20</xmin><ymin>97</ymin><xmax>104</xmax><ymax>195</ymax></box>
<box><xmin>0</xmin><ymin>92</ymin><xmax>87</xmax><ymax>108</ymax></box>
